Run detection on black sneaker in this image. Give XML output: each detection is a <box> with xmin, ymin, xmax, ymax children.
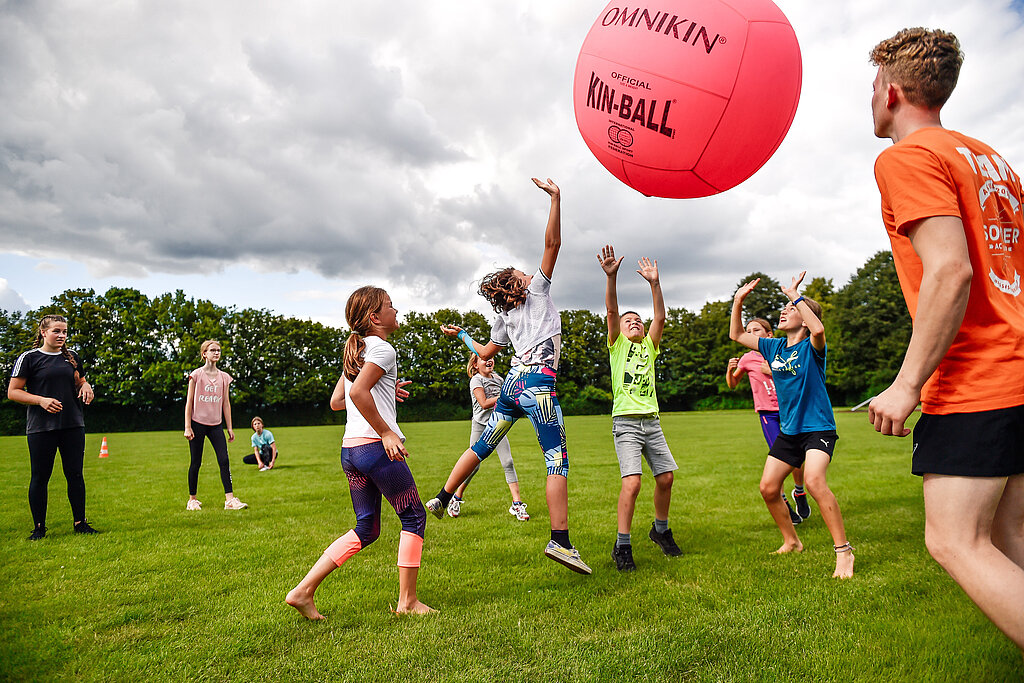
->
<box><xmin>74</xmin><ymin>520</ymin><xmax>99</xmax><ymax>534</ymax></box>
<box><xmin>28</xmin><ymin>525</ymin><xmax>47</xmax><ymax>541</ymax></box>
<box><xmin>612</xmin><ymin>543</ymin><xmax>636</xmax><ymax>571</ymax></box>
<box><xmin>782</xmin><ymin>494</ymin><xmax>802</xmax><ymax>525</ymax></box>
<box><xmin>649</xmin><ymin>524</ymin><xmax>682</xmax><ymax>556</ymax></box>
<box><xmin>792</xmin><ymin>488</ymin><xmax>811</xmax><ymax>520</ymax></box>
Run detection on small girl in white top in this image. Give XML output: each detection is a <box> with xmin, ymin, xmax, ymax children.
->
<box><xmin>286</xmin><ymin>286</ymin><xmax>432</xmax><ymax>619</ymax></box>
<box><xmin>446</xmin><ymin>355</ymin><xmax>529</xmax><ymax>521</ymax></box>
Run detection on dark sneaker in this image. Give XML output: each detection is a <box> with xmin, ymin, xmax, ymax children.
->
<box><xmin>649</xmin><ymin>524</ymin><xmax>682</xmax><ymax>556</ymax></box>
<box><xmin>612</xmin><ymin>543</ymin><xmax>636</xmax><ymax>572</ymax></box>
<box><xmin>425</xmin><ymin>497</ymin><xmax>445</xmax><ymax>520</ymax></box>
<box><xmin>28</xmin><ymin>525</ymin><xmax>47</xmax><ymax>541</ymax></box>
<box><xmin>792</xmin><ymin>488</ymin><xmax>811</xmax><ymax>520</ymax></box>
<box><xmin>782</xmin><ymin>493</ymin><xmax>802</xmax><ymax>525</ymax></box>
<box><xmin>544</xmin><ymin>540</ymin><xmax>592</xmax><ymax>574</ymax></box>
<box><xmin>74</xmin><ymin>520</ymin><xmax>99</xmax><ymax>534</ymax></box>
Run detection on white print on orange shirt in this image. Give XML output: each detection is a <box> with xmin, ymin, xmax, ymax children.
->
<box><xmin>956</xmin><ymin>147</ymin><xmax>1022</xmax><ymax>297</ymax></box>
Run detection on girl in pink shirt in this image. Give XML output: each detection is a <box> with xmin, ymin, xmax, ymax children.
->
<box><xmin>184</xmin><ymin>340</ymin><xmax>247</xmax><ymax>511</ymax></box>
<box><xmin>726</xmin><ymin>318</ymin><xmax>810</xmax><ymax>523</ymax></box>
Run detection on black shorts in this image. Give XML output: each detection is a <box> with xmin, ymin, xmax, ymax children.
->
<box><xmin>912</xmin><ymin>404</ymin><xmax>1024</xmax><ymax>477</ymax></box>
<box><xmin>769</xmin><ymin>430</ymin><xmax>838</xmax><ymax>468</ymax></box>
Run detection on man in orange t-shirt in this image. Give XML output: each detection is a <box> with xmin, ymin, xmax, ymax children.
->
<box><xmin>869</xmin><ymin>28</ymin><xmax>1024</xmax><ymax>651</ymax></box>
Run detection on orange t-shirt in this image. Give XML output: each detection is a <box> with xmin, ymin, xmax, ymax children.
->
<box><xmin>874</xmin><ymin>127</ymin><xmax>1024</xmax><ymax>414</ymax></box>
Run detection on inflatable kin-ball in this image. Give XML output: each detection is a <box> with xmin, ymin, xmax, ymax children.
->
<box><xmin>573</xmin><ymin>0</ymin><xmax>802</xmax><ymax>198</ymax></box>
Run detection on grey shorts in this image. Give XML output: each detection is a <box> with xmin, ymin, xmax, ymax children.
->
<box><xmin>612</xmin><ymin>415</ymin><xmax>677</xmax><ymax>478</ymax></box>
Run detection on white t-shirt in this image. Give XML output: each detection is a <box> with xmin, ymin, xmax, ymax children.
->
<box><xmin>489</xmin><ymin>268</ymin><xmax>561</xmax><ymax>370</ymax></box>
<box><xmin>343</xmin><ymin>335</ymin><xmax>405</xmax><ymax>442</ymax></box>
<box><xmin>469</xmin><ymin>372</ymin><xmax>503</xmax><ymax>426</ymax></box>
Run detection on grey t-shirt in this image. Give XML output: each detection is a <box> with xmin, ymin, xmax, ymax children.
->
<box><xmin>489</xmin><ymin>268</ymin><xmax>561</xmax><ymax>370</ymax></box>
<box><xmin>469</xmin><ymin>372</ymin><xmax>504</xmax><ymax>425</ymax></box>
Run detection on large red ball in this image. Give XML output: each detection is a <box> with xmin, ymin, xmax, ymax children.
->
<box><xmin>573</xmin><ymin>0</ymin><xmax>802</xmax><ymax>198</ymax></box>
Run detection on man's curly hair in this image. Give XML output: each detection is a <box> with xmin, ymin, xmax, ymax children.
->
<box><xmin>870</xmin><ymin>28</ymin><xmax>963</xmax><ymax>109</ymax></box>
<box><xmin>478</xmin><ymin>267</ymin><xmax>528</xmax><ymax>313</ymax></box>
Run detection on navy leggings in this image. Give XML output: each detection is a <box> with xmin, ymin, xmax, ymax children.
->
<box><xmin>27</xmin><ymin>427</ymin><xmax>87</xmax><ymax>526</ymax></box>
<box><xmin>188</xmin><ymin>421</ymin><xmax>233</xmax><ymax>495</ymax></box>
<box><xmin>341</xmin><ymin>441</ymin><xmax>426</xmax><ymax>546</ymax></box>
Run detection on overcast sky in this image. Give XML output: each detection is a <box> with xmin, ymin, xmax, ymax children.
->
<box><xmin>2</xmin><ymin>1</ymin><xmax>1023</xmax><ymax>328</ymax></box>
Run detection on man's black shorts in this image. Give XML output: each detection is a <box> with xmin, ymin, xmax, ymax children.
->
<box><xmin>912</xmin><ymin>404</ymin><xmax>1024</xmax><ymax>477</ymax></box>
<box><xmin>769</xmin><ymin>430</ymin><xmax>839</xmax><ymax>468</ymax></box>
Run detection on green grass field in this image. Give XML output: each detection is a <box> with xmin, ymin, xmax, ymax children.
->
<box><xmin>0</xmin><ymin>411</ymin><xmax>1020</xmax><ymax>682</ymax></box>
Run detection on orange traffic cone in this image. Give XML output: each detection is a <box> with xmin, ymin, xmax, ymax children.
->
<box><xmin>98</xmin><ymin>437</ymin><xmax>109</xmax><ymax>459</ymax></box>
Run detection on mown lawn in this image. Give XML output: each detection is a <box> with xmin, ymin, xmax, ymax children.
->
<box><xmin>0</xmin><ymin>410</ymin><xmax>1019</xmax><ymax>682</ymax></box>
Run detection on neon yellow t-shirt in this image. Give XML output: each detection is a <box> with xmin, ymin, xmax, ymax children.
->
<box><xmin>608</xmin><ymin>334</ymin><xmax>660</xmax><ymax>417</ymax></box>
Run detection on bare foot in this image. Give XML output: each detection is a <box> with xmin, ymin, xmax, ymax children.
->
<box><xmin>772</xmin><ymin>541</ymin><xmax>804</xmax><ymax>554</ymax></box>
<box><xmin>833</xmin><ymin>549</ymin><xmax>855</xmax><ymax>579</ymax></box>
<box><xmin>286</xmin><ymin>587</ymin><xmax>326</xmax><ymax>620</ymax></box>
<box><xmin>393</xmin><ymin>599</ymin><xmax>436</xmax><ymax>615</ymax></box>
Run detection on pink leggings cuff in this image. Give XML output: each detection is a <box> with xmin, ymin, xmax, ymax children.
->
<box><xmin>397</xmin><ymin>530</ymin><xmax>423</xmax><ymax>568</ymax></box>
<box><xmin>324</xmin><ymin>529</ymin><xmax>362</xmax><ymax>567</ymax></box>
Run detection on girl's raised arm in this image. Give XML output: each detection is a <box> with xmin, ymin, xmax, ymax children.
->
<box><xmin>532</xmin><ymin>177</ymin><xmax>561</xmax><ymax>279</ymax></box>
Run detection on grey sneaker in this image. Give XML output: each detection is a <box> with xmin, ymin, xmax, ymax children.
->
<box><xmin>447</xmin><ymin>497</ymin><xmax>462</xmax><ymax>518</ymax></box>
<box><xmin>425</xmin><ymin>497</ymin><xmax>445</xmax><ymax>519</ymax></box>
<box><xmin>544</xmin><ymin>540</ymin><xmax>592</xmax><ymax>575</ymax></box>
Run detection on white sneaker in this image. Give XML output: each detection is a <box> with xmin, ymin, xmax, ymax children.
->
<box><xmin>544</xmin><ymin>540</ymin><xmax>592</xmax><ymax>575</ymax></box>
<box><xmin>224</xmin><ymin>497</ymin><xmax>248</xmax><ymax>510</ymax></box>
<box><xmin>259</xmin><ymin>466</ymin><xmax>269</xmax><ymax>472</ymax></box>
<box><xmin>186</xmin><ymin>499</ymin><xmax>202</xmax><ymax>511</ymax></box>
<box><xmin>447</xmin><ymin>497</ymin><xmax>462</xmax><ymax>518</ymax></box>
<box><xmin>509</xmin><ymin>502</ymin><xmax>530</xmax><ymax>521</ymax></box>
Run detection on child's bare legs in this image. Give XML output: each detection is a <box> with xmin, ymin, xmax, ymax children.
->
<box><xmin>653</xmin><ymin>471</ymin><xmax>673</xmax><ymax>521</ymax></box>
<box><xmin>395</xmin><ymin>566</ymin><xmax>434</xmax><ymax>614</ymax></box>
<box><xmin>547</xmin><ymin>474</ymin><xmax>568</xmax><ymax>530</ymax></box>
<box><xmin>992</xmin><ymin>474</ymin><xmax>1024</xmax><ymax>569</ymax></box>
<box><xmin>443</xmin><ymin>449</ymin><xmax>483</xmax><ymax>494</ymax></box>
<box><xmin>924</xmin><ymin>473</ymin><xmax>1024</xmax><ymax>649</ymax></box>
<box><xmin>803</xmin><ymin>451</ymin><xmax>853</xmax><ymax>578</ymax></box>
<box><xmin>792</xmin><ymin>465</ymin><xmax>805</xmax><ymax>488</ymax></box>
<box><xmin>508</xmin><ymin>480</ymin><xmax>522</xmax><ymax>503</ymax></box>
<box><xmin>285</xmin><ymin>553</ymin><xmax>336</xmax><ymax>620</ymax></box>
<box><xmin>617</xmin><ymin>475</ymin><xmax>641</xmax><ymax>534</ymax></box>
<box><xmin>760</xmin><ymin>457</ymin><xmax>802</xmax><ymax>553</ymax></box>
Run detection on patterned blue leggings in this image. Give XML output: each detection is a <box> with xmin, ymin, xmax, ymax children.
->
<box><xmin>341</xmin><ymin>441</ymin><xmax>426</xmax><ymax>546</ymax></box>
<box><xmin>470</xmin><ymin>365</ymin><xmax>568</xmax><ymax>477</ymax></box>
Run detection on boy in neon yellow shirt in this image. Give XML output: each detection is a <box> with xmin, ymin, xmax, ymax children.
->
<box><xmin>598</xmin><ymin>245</ymin><xmax>680</xmax><ymax>571</ymax></box>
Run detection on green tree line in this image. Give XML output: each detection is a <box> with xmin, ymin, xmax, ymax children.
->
<box><xmin>0</xmin><ymin>251</ymin><xmax>910</xmax><ymax>435</ymax></box>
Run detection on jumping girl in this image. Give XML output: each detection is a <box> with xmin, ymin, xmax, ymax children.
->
<box><xmin>729</xmin><ymin>272</ymin><xmax>854</xmax><ymax>579</ymax></box>
<box><xmin>446</xmin><ymin>355</ymin><xmax>529</xmax><ymax>521</ymax></box>
<box><xmin>8</xmin><ymin>314</ymin><xmax>98</xmax><ymax>540</ymax></box>
<box><xmin>726</xmin><ymin>318</ymin><xmax>810</xmax><ymax>526</ymax></box>
<box><xmin>184</xmin><ymin>340</ymin><xmax>247</xmax><ymax>511</ymax></box>
<box><xmin>427</xmin><ymin>177</ymin><xmax>592</xmax><ymax>575</ymax></box>
<box><xmin>286</xmin><ymin>286</ymin><xmax>432</xmax><ymax>619</ymax></box>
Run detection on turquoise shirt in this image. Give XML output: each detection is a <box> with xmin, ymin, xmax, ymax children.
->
<box><xmin>251</xmin><ymin>429</ymin><xmax>275</xmax><ymax>449</ymax></box>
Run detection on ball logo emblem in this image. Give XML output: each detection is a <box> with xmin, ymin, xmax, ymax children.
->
<box><xmin>607</xmin><ymin>126</ymin><xmax>634</xmax><ymax>147</ymax></box>
<box><xmin>573</xmin><ymin>1</ymin><xmax>803</xmax><ymax>198</ymax></box>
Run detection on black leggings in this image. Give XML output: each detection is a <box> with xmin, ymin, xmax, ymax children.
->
<box><xmin>188</xmin><ymin>421</ymin><xmax>233</xmax><ymax>496</ymax></box>
<box><xmin>27</xmin><ymin>427</ymin><xmax>87</xmax><ymax>527</ymax></box>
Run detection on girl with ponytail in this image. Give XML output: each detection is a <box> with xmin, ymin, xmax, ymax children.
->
<box><xmin>287</xmin><ymin>286</ymin><xmax>432</xmax><ymax>619</ymax></box>
<box><xmin>8</xmin><ymin>314</ymin><xmax>97</xmax><ymax>540</ymax></box>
